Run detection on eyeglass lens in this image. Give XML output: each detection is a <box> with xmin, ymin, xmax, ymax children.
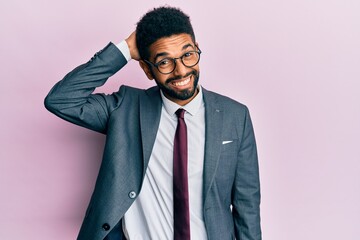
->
<box><xmin>157</xmin><ymin>51</ymin><xmax>200</xmax><ymax>74</ymax></box>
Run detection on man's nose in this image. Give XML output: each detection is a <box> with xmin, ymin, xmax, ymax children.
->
<box><xmin>173</xmin><ymin>59</ymin><xmax>188</xmax><ymax>76</ymax></box>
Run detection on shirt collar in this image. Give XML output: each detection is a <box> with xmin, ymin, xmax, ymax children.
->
<box><xmin>160</xmin><ymin>85</ymin><xmax>204</xmax><ymax>117</ymax></box>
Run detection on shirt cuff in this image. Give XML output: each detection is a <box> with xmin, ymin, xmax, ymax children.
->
<box><xmin>116</xmin><ymin>40</ymin><xmax>131</xmax><ymax>62</ymax></box>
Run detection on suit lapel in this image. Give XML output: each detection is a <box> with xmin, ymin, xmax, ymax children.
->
<box><xmin>140</xmin><ymin>86</ymin><xmax>162</xmax><ymax>176</ymax></box>
<box><xmin>202</xmin><ymin>88</ymin><xmax>223</xmax><ymax>205</ymax></box>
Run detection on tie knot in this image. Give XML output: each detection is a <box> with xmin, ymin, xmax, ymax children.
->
<box><xmin>175</xmin><ymin>108</ymin><xmax>186</xmax><ymax>119</ymax></box>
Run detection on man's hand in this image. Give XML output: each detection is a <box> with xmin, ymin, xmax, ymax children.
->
<box><xmin>125</xmin><ymin>31</ymin><xmax>140</xmax><ymax>61</ymax></box>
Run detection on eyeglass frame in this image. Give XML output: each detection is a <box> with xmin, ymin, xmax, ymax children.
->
<box><xmin>143</xmin><ymin>47</ymin><xmax>202</xmax><ymax>75</ymax></box>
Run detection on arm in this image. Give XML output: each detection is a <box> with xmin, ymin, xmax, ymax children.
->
<box><xmin>44</xmin><ymin>32</ymin><xmax>140</xmax><ymax>134</ymax></box>
<box><xmin>44</xmin><ymin>43</ymin><xmax>127</xmax><ymax>133</ymax></box>
<box><xmin>232</xmin><ymin>107</ymin><xmax>262</xmax><ymax>240</ymax></box>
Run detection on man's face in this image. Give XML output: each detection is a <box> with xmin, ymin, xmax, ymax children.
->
<box><xmin>140</xmin><ymin>33</ymin><xmax>200</xmax><ymax>106</ymax></box>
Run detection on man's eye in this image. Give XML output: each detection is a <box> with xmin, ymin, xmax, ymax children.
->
<box><xmin>183</xmin><ymin>52</ymin><xmax>194</xmax><ymax>58</ymax></box>
<box><xmin>158</xmin><ymin>59</ymin><xmax>170</xmax><ymax>66</ymax></box>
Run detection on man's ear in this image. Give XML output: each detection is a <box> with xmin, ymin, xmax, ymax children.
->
<box><xmin>139</xmin><ymin>60</ymin><xmax>154</xmax><ymax>80</ymax></box>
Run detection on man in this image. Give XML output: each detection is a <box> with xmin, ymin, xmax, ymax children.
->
<box><xmin>45</xmin><ymin>6</ymin><xmax>261</xmax><ymax>240</ymax></box>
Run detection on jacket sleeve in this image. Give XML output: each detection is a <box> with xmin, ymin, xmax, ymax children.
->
<box><xmin>232</xmin><ymin>107</ymin><xmax>262</xmax><ymax>240</ymax></box>
<box><xmin>44</xmin><ymin>42</ymin><xmax>128</xmax><ymax>134</ymax></box>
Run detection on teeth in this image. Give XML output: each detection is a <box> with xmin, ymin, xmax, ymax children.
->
<box><xmin>173</xmin><ymin>77</ymin><xmax>190</xmax><ymax>86</ymax></box>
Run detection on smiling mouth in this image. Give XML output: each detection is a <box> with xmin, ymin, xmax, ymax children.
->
<box><xmin>171</xmin><ymin>76</ymin><xmax>191</xmax><ymax>87</ymax></box>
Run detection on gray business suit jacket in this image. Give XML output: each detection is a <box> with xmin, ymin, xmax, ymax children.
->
<box><xmin>45</xmin><ymin>43</ymin><xmax>261</xmax><ymax>240</ymax></box>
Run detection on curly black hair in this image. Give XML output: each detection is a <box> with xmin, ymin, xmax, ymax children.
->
<box><xmin>136</xmin><ymin>6</ymin><xmax>195</xmax><ymax>61</ymax></box>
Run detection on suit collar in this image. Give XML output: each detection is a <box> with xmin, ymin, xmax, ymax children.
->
<box><xmin>140</xmin><ymin>86</ymin><xmax>162</xmax><ymax>176</ymax></box>
<box><xmin>202</xmin><ymin>88</ymin><xmax>224</xmax><ymax>205</ymax></box>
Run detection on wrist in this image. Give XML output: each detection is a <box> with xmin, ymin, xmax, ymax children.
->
<box><xmin>116</xmin><ymin>40</ymin><xmax>131</xmax><ymax>62</ymax></box>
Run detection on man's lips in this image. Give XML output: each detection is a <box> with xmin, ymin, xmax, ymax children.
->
<box><xmin>171</xmin><ymin>76</ymin><xmax>191</xmax><ymax>87</ymax></box>
<box><xmin>166</xmin><ymin>71</ymin><xmax>195</xmax><ymax>84</ymax></box>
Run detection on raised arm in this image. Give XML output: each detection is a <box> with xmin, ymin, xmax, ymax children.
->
<box><xmin>44</xmin><ymin>33</ymin><xmax>140</xmax><ymax>134</ymax></box>
<box><xmin>44</xmin><ymin>42</ymin><xmax>128</xmax><ymax>133</ymax></box>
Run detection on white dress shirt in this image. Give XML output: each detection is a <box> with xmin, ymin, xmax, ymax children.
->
<box><xmin>117</xmin><ymin>39</ymin><xmax>207</xmax><ymax>240</ymax></box>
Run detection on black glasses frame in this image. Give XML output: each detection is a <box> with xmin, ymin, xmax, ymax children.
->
<box><xmin>144</xmin><ymin>48</ymin><xmax>202</xmax><ymax>75</ymax></box>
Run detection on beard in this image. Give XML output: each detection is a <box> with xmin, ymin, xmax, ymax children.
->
<box><xmin>154</xmin><ymin>70</ymin><xmax>200</xmax><ymax>101</ymax></box>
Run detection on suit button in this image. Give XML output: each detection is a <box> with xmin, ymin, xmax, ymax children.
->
<box><xmin>128</xmin><ymin>191</ymin><xmax>137</xmax><ymax>199</ymax></box>
<box><xmin>102</xmin><ymin>223</ymin><xmax>110</xmax><ymax>231</ymax></box>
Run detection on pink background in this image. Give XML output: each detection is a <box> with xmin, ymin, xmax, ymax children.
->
<box><xmin>1</xmin><ymin>0</ymin><xmax>359</xmax><ymax>239</ymax></box>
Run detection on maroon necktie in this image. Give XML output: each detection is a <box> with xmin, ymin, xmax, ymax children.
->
<box><xmin>173</xmin><ymin>109</ymin><xmax>190</xmax><ymax>240</ymax></box>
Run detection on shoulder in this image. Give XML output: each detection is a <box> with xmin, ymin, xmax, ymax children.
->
<box><xmin>203</xmin><ymin>88</ymin><xmax>255</xmax><ymax>140</ymax></box>
<box><xmin>115</xmin><ymin>85</ymin><xmax>159</xmax><ymax>96</ymax></box>
<box><xmin>109</xmin><ymin>85</ymin><xmax>160</xmax><ymax>104</ymax></box>
<box><xmin>104</xmin><ymin>85</ymin><xmax>159</xmax><ymax>109</ymax></box>
<box><xmin>202</xmin><ymin>87</ymin><xmax>249</xmax><ymax>114</ymax></box>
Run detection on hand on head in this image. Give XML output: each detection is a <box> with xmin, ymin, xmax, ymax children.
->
<box><xmin>125</xmin><ymin>31</ymin><xmax>140</xmax><ymax>61</ymax></box>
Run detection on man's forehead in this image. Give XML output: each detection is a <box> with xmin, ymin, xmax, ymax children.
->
<box><xmin>149</xmin><ymin>33</ymin><xmax>194</xmax><ymax>56</ymax></box>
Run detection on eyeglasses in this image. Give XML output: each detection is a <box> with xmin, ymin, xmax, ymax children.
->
<box><xmin>144</xmin><ymin>48</ymin><xmax>202</xmax><ymax>74</ymax></box>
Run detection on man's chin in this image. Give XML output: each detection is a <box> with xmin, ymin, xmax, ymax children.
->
<box><xmin>175</xmin><ymin>90</ymin><xmax>195</xmax><ymax>100</ymax></box>
<box><xmin>165</xmin><ymin>82</ymin><xmax>198</xmax><ymax>100</ymax></box>
<box><xmin>163</xmin><ymin>88</ymin><xmax>193</xmax><ymax>101</ymax></box>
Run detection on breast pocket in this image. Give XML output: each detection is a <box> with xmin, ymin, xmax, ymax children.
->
<box><xmin>221</xmin><ymin>139</ymin><xmax>238</xmax><ymax>155</ymax></box>
<box><xmin>215</xmin><ymin>139</ymin><xmax>238</xmax><ymax>187</ymax></box>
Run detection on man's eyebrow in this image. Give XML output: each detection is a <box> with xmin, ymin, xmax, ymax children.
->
<box><xmin>153</xmin><ymin>52</ymin><xmax>169</xmax><ymax>62</ymax></box>
<box><xmin>153</xmin><ymin>43</ymin><xmax>195</xmax><ymax>62</ymax></box>
<box><xmin>182</xmin><ymin>43</ymin><xmax>194</xmax><ymax>50</ymax></box>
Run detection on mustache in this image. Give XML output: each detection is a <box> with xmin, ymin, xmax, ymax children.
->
<box><xmin>165</xmin><ymin>70</ymin><xmax>197</xmax><ymax>84</ymax></box>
